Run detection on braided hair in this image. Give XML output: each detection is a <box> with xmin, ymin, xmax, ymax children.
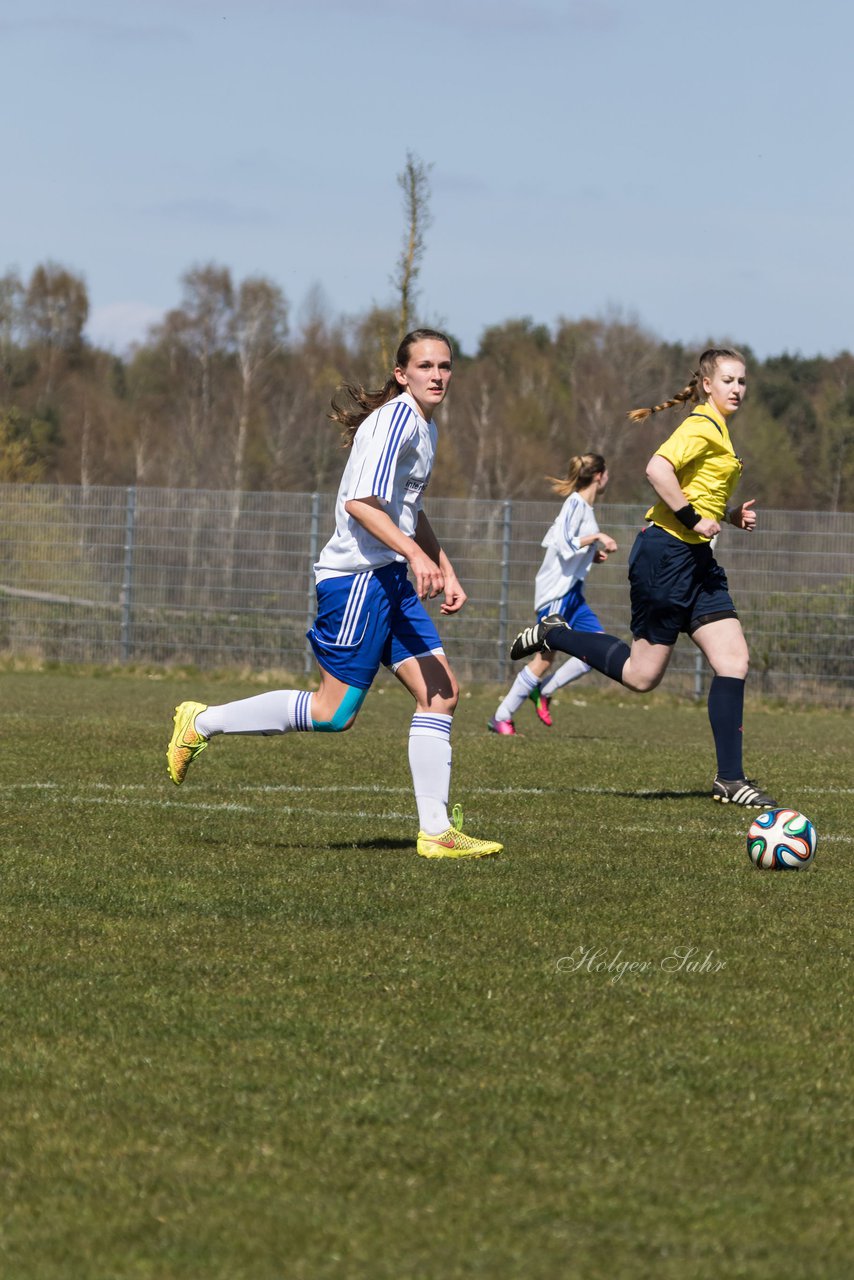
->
<box><xmin>627</xmin><ymin>347</ymin><xmax>745</xmax><ymax>424</ymax></box>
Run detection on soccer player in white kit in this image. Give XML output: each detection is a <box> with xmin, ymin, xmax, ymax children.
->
<box><xmin>167</xmin><ymin>330</ymin><xmax>502</xmax><ymax>859</ymax></box>
<box><xmin>490</xmin><ymin>454</ymin><xmax>617</xmax><ymax>734</ymax></box>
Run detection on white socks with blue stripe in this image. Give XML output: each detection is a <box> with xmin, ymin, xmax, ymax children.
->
<box><xmin>495</xmin><ymin>665</ymin><xmax>540</xmax><ymax>722</ymax></box>
<box><xmin>194</xmin><ymin>698</ymin><xmax>454</xmax><ymax>835</ymax></box>
<box><xmin>408</xmin><ymin>712</ymin><xmax>452</xmax><ymax>835</ymax></box>
<box><xmin>539</xmin><ymin>656</ymin><xmax>590</xmax><ymax>698</ymax></box>
<box><xmin>195</xmin><ymin>690</ymin><xmax>314</xmax><ymax>737</ymax></box>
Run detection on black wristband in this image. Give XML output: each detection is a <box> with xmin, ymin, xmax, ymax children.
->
<box><xmin>674</xmin><ymin>503</ymin><xmax>702</xmax><ymax>529</ymax></box>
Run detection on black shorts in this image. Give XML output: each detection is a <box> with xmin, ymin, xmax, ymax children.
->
<box><xmin>628</xmin><ymin>524</ymin><xmax>737</xmax><ymax>646</ymax></box>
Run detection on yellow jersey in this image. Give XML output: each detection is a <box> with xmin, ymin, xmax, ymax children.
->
<box><xmin>646</xmin><ymin>401</ymin><xmax>743</xmax><ymax>544</ymax></box>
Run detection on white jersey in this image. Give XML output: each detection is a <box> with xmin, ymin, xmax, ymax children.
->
<box><xmin>315</xmin><ymin>390</ymin><xmax>436</xmax><ymax>581</ymax></box>
<box><xmin>534</xmin><ymin>492</ymin><xmax>600</xmax><ymax>610</ymax></box>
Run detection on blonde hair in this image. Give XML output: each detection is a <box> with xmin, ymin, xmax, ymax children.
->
<box><xmin>546</xmin><ymin>452</ymin><xmax>606</xmax><ymax>498</ymax></box>
<box><xmin>329</xmin><ymin>328</ymin><xmax>453</xmax><ymax>448</ymax></box>
<box><xmin>627</xmin><ymin>347</ymin><xmax>746</xmax><ymax>424</ymax></box>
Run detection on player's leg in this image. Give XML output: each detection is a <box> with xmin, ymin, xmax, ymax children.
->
<box><xmin>491</xmin><ymin>651</ymin><xmax>553</xmax><ymax>734</ymax></box>
<box><xmin>539</xmin><ymin>654</ymin><xmax>590</xmax><ymax>699</ymax></box>
<box><xmin>388</xmin><ymin>589</ymin><xmax>501</xmax><ymax>858</ymax></box>
<box><xmin>512</xmin><ymin>622</ymin><xmax>673</xmax><ymax>693</ymax></box>
<box><xmin>688</xmin><ymin>548</ymin><xmax>776</xmax><ymax>807</ymax></box>
<box><xmin>201</xmin><ymin>667</ymin><xmax>365</xmax><ymax>734</ymax></box>
<box><xmin>535</xmin><ymin>598</ymin><xmax>602</xmax><ymax>717</ymax></box>
<box><xmin>512</xmin><ymin>529</ymin><xmax>683</xmax><ymax>692</ymax></box>
<box><xmin>691</xmin><ymin>616</ymin><xmax>775</xmax><ymax>806</ymax></box>
<box><xmin>395</xmin><ymin>653</ymin><xmax>502</xmax><ymax>859</ymax></box>
<box><xmin>167</xmin><ymin>570</ymin><xmax>379</xmax><ymax>784</ymax></box>
<box><xmin>166</xmin><ymin>669</ymin><xmax>368</xmax><ymax>785</ymax></box>
<box><xmin>394</xmin><ymin>649</ymin><xmax>458</xmax><ymax>837</ymax></box>
<box><xmin>498</xmin><ymin>591</ymin><xmax>588</xmax><ymax>731</ymax></box>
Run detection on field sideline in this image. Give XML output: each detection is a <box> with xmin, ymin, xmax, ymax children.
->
<box><xmin>0</xmin><ymin>667</ymin><xmax>851</xmax><ymax>1279</ymax></box>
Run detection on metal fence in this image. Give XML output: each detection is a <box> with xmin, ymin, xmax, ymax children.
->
<box><xmin>0</xmin><ymin>483</ymin><xmax>852</xmax><ymax>704</ymax></box>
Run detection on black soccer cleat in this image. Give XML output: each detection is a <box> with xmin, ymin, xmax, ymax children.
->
<box><xmin>712</xmin><ymin>776</ymin><xmax>777</xmax><ymax>808</ymax></box>
<box><xmin>509</xmin><ymin>614</ymin><xmax>568</xmax><ymax>662</ymax></box>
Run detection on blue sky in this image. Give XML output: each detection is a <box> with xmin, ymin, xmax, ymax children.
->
<box><xmin>4</xmin><ymin>0</ymin><xmax>852</xmax><ymax>359</ymax></box>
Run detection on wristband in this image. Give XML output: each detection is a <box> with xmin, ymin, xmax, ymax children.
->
<box><xmin>674</xmin><ymin>503</ymin><xmax>701</xmax><ymax>529</ymax></box>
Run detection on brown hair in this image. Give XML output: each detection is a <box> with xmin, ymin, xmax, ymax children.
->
<box><xmin>329</xmin><ymin>327</ymin><xmax>453</xmax><ymax>448</ymax></box>
<box><xmin>546</xmin><ymin>452</ymin><xmax>607</xmax><ymax>498</ymax></box>
<box><xmin>626</xmin><ymin>347</ymin><xmax>746</xmax><ymax>424</ymax></box>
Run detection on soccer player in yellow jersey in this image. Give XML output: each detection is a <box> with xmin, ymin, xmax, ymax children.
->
<box><xmin>511</xmin><ymin>348</ymin><xmax>777</xmax><ymax>808</ymax></box>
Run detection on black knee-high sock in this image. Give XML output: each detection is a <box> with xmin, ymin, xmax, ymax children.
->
<box><xmin>707</xmin><ymin>675</ymin><xmax>745</xmax><ymax>778</ymax></box>
<box><xmin>544</xmin><ymin>626</ymin><xmax>630</xmax><ymax>684</ymax></box>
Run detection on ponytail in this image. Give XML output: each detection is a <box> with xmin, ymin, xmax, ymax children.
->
<box><xmin>546</xmin><ymin>452</ymin><xmax>606</xmax><ymax>497</ymax></box>
<box><xmin>329</xmin><ymin>376</ymin><xmax>402</xmax><ymax>449</ymax></box>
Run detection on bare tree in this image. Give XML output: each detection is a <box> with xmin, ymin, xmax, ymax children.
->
<box><xmin>392</xmin><ymin>151</ymin><xmax>433</xmax><ymax>339</ymax></box>
<box><xmin>146</xmin><ymin>264</ymin><xmax>236</xmax><ymax>487</ymax></box>
<box><xmin>233</xmin><ymin>277</ymin><xmax>289</xmax><ymax>491</ymax></box>
<box><xmin>0</xmin><ymin>270</ymin><xmax>23</xmax><ymax>351</ymax></box>
<box><xmin>180</xmin><ymin>263</ymin><xmax>234</xmax><ymax>453</ymax></box>
<box><xmin>817</xmin><ymin>356</ymin><xmax>854</xmax><ymax>512</ymax></box>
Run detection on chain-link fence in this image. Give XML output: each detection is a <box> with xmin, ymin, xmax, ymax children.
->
<box><xmin>0</xmin><ymin>484</ymin><xmax>852</xmax><ymax>704</ymax></box>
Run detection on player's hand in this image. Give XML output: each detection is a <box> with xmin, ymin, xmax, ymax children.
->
<box><xmin>593</xmin><ymin>549</ymin><xmax>609</xmax><ymax>563</ymax></box>
<box><xmin>440</xmin><ymin>570</ymin><xmax>467</xmax><ymax>614</ymax></box>
<box><xmin>409</xmin><ymin>550</ymin><xmax>444</xmax><ymax>601</ymax></box>
<box><xmin>695</xmin><ymin>517</ymin><xmax>721</xmax><ymax>539</ymax></box>
<box><xmin>599</xmin><ymin>534</ymin><xmax>618</xmax><ymax>553</ymax></box>
<box><xmin>730</xmin><ymin>499</ymin><xmax>757</xmax><ymax>531</ymax></box>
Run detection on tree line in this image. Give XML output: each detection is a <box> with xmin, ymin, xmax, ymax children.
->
<box><xmin>1</xmin><ymin>259</ymin><xmax>852</xmax><ymax>510</ymax></box>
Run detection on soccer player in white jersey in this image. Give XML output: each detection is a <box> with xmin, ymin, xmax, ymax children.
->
<box><xmin>166</xmin><ymin>329</ymin><xmax>502</xmax><ymax>859</ymax></box>
<box><xmin>489</xmin><ymin>453</ymin><xmax>617</xmax><ymax>735</ymax></box>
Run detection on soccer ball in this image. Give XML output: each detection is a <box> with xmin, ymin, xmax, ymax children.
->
<box><xmin>747</xmin><ymin>808</ymin><xmax>817</xmax><ymax>870</ymax></box>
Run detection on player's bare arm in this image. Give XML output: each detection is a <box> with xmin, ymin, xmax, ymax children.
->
<box><xmin>646</xmin><ymin>454</ymin><xmax>721</xmax><ymax>539</ymax></box>
<box><xmin>345</xmin><ymin>497</ymin><xmax>444</xmax><ymax>599</ymax></box>
<box><xmin>415</xmin><ymin>512</ymin><xmax>466</xmax><ymax>613</ymax></box>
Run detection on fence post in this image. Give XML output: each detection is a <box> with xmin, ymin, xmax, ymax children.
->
<box><xmin>498</xmin><ymin>499</ymin><xmax>513</xmax><ymax>682</ymax></box>
<box><xmin>305</xmin><ymin>492</ymin><xmax>321</xmax><ymax>675</ymax></box>
<box><xmin>120</xmin><ymin>485</ymin><xmax>137</xmax><ymax>663</ymax></box>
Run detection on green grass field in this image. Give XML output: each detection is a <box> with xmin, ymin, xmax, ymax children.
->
<box><xmin>0</xmin><ymin>666</ymin><xmax>851</xmax><ymax>1279</ymax></box>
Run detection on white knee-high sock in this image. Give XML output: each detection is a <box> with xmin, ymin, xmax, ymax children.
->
<box><xmin>196</xmin><ymin>690</ymin><xmax>314</xmax><ymax>737</ymax></box>
<box><xmin>495</xmin><ymin>665</ymin><xmax>540</xmax><ymax>722</ymax></box>
<box><xmin>408</xmin><ymin>712</ymin><xmax>452</xmax><ymax>835</ymax></box>
<box><xmin>540</xmin><ymin>657</ymin><xmax>590</xmax><ymax>698</ymax></box>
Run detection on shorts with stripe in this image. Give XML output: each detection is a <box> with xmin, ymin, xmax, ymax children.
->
<box><xmin>307</xmin><ymin>561</ymin><xmax>443</xmax><ymax>689</ymax></box>
<box><xmin>536</xmin><ymin>581</ymin><xmax>602</xmax><ymax>633</ymax></box>
<box><xmin>628</xmin><ymin>524</ymin><xmax>737</xmax><ymax>646</ymax></box>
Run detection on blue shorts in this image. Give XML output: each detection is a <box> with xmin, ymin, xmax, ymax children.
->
<box><xmin>628</xmin><ymin>524</ymin><xmax>737</xmax><ymax>646</ymax></box>
<box><xmin>536</xmin><ymin>582</ymin><xmax>602</xmax><ymax>633</ymax></box>
<box><xmin>307</xmin><ymin>561</ymin><xmax>444</xmax><ymax>689</ymax></box>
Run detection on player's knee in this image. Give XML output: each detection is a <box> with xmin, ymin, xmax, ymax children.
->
<box><xmin>311</xmin><ymin>685</ymin><xmax>367</xmax><ymax>732</ymax></box>
<box><xmin>422</xmin><ymin>676</ymin><xmax>459</xmax><ymax>715</ymax></box>
<box><xmin>312</xmin><ymin>707</ymin><xmax>358</xmax><ymax>733</ymax></box>
<box><xmin>626</xmin><ymin>672</ymin><xmax>663</xmax><ymax>693</ymax></box>
<box><xmin>443</xmin><ymin>685</ymin><xmax>460</xmax><ymax>714</ymax></box>
<box><xmin>713</xmin><ymin>650</ymin><xmax>750</xmax><ymax>680</ymax></box>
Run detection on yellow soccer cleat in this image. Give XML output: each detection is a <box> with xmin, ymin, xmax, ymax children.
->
<box><xmin>167</xmin><ymin>700</ymin><xmax>209</xmax><ymax>785</ymax></box>
<box><xmin>417</xmin><ymin>805</ymin><xmax>503</xmax><ymax>860</ymax></box>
